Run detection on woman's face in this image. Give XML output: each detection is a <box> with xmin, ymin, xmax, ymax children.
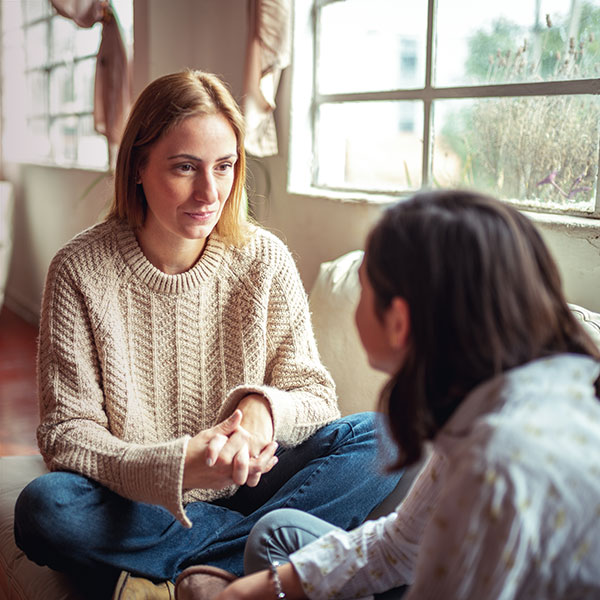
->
<box><xmin>355</xmin><ymin>259</ymin><xmax>407</xmax><ymax>375</ymax></box>
<box><xmin>138</xmin><ymin>112</ymin><xmax>238</xmax><ymax>253</ymax></box>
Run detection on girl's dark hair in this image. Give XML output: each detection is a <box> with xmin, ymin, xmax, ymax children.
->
<box><xmin>366</xmin><ymin>189</ymin><xmax>600</xmax><ymax>468</ymax></box>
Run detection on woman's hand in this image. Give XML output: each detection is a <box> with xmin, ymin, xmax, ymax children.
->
<box><xmin>235</xmin><ymin>394</ymin><xmax>275</xmax><ymax>487</ymax></box>
<box><xmin>183</xmin><ymin>410</ymin><xmax>278</xmax><ymax>490</ymax></box>
<box><xmin>214</xmin><ymin>564</ymin><xmax>307</xmax><ymax>600</ymax></box>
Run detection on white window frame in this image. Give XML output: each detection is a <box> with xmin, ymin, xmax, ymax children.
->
<box><xmin>288</xmin><ymin>0</ymin><xmax>600</xmax><ymax>218</ymax></box>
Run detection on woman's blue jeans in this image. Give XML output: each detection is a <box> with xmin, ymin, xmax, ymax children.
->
<box><xmin>14</xmin><ymin>413</ymin><xmax>402</xmax><ymax>597</ymax></box>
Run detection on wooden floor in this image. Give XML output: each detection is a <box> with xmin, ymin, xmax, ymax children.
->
<box><xmin>0</xmin><ymin>306</ymin><xmax>39</xmax><ymax>455</ymax></box>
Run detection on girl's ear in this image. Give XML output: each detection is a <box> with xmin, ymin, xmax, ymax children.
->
<box><xmin>385</xmin><ymin>297</ymin><xmax>411</xmax><ymax>350</ymax></box>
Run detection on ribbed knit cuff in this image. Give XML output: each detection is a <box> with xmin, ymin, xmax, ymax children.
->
<box><xmin>120</xmin><ymin>436</ymin><xmax>192</xmax><ymax>528</ymax></box>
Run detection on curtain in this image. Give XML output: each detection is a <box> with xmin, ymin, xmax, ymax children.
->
<box><xmin>242</xmin><ymin>0</ymin><xmax>291</xmax><ymax>157</ymax></box>
<box><xmin>50</xmin><ymin>0</ymin><xmax>131</xmax><ymax>168</ymax></box>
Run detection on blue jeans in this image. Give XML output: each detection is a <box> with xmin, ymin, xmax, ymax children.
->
<box><xmin>14</xmin><ymin>413</ymin><xmax>402</xmax><ymax>597</ymax></box>
<box><xmin>245</xmin><ymin>508</ymin><xmax>407</xmax><ymax>599</ymax></box>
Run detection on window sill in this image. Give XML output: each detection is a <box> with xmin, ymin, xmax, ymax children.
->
<box><xmin>289</xmin><ymin>186</ymin><xmax>600</xmax><ymax>230</ymax></box>
<box><xmin>523</xmin><ymin>210</ymin><xmax>600</xmax><ymax>235</ymax></box>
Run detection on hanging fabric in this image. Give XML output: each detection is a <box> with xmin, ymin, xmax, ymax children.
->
<box><xmin>49</xmin><ymin>0</ymin><xmax>131</xmax><ymax>168</ymax></box>
<box><xmin>242</xmin><ymin>0</ymin><xmax>291</xmax><ymax>157</ymax></box>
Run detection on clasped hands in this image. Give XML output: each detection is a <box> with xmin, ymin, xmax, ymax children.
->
<box><xmin>183</xmin><ymin>394</ymin><xmax>279</xmax><ymax>490</ymax></box>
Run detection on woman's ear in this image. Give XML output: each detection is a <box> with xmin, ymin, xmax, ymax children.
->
<box><xmin>385</xmin><ymin>297</ymin><xmax>411</xmax><ymax>351</ymax></box>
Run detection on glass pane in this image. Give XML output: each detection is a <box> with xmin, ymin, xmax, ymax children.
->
<box><xmin>436</xmin><ymin>0</ymin><xmax>600</xmax><ymax>86</ymax></box>
<box><xmin>26</xmin><ymin>70</ymin><xmax>48</xmax><ymax>117</ymax></box>
<box><xmin>432</xmin><ymin>96</ymin><xmax>599</xmax><ymax>212</ymax></box>
<box><xmin>51</xmin><ymin>16</ymin><xmax>77</xmax><ymax>63</ymax></box>
<box><xmin>22</xmin><ymin>0</ymin><xmax>51</xmax><ymax>24</ymax></box>
<box><xmin>316</xmin><ymin>101</ymin><xmax>423</xmax><ymax>191</ymax></box>
<box><xmin>49</xmin><ymin>64</ymin><xmax>75</xmax><ymax>114</ymax></box>
<box><xmin>74</xmin><ymin>22</ymin><xmax>101</xmax><ymax>56</ymax></box>
<box><xmin>73</xmin><ymin>58</ymin><xmax>96</xmax><ymax>113</ymax></box>
<box><xmin>25</xmin><ymin>21</ymin><xmax>48</xmax><ymax>68</ymax></box>
<box><xmin>50</xmin><ymin>116</ymin><xmax>79</xmax><ymax>164</ymax></box>
<box><xmin>318</xmin><ymin>0</ymin><xmax>427</xmax><ymax>94</ymax></box>
<box><xmin>78</xmin><ymin>115</ymin><xmax>108</xmax><ymax>169</ymax></box>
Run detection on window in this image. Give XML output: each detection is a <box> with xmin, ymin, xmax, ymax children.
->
<box><xmin>1</xmin><ymin>0</ymin><xmax>133</xmax><ymax>170</ymax></box>
<box><xmin>289</xmin><ymin>0</ymin><xmax>600</xmax><ymax>217</ymax></box>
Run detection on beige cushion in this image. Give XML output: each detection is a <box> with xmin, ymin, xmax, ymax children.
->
<box><xmin>309</xmin><ymin>250</ymin><xmax>387</xmax><ymax>416</ymax></box>
<box><xmin>0</xmin><ymin>455</ymin><xmax>84</xmax><ymax>600</ymax></box>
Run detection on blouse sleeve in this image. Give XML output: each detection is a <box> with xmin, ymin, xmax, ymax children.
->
<box><xmin>37</xmin><ymin>253</ymin><xmax>191</xmax><ymax>527</ymax></box>
<box><xmin>289</xmin><ymin>452</ymin><xmax>445</xmax><ymax>599</ymax></box>
<box><xmin>218</xmin><ymin>239</ymin><xmax>341</xmax><ymax>446</ymax></box>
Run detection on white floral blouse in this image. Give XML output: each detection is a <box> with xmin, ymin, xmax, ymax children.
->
<box><xmin>290</xmin><ymin>354</ymin><xmax>600</xmax><ymax>599</ymax></box>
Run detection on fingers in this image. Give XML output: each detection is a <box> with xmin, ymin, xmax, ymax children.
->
<box><xmin>232</xmin><ymin>444</ymin><xmax>250</xmax><ymax>486</ymax></box>
<box><xmin>245</xmin><ymin>441</ymin><xmax>279</xmax><ymax>487</ymax></box>
<box><xmin>215</xmin><ymin>409</ymin><xmax>243</xmax><ymax>435</ymax></box>
<box><xmin>205</xmin><ymin>433</ymin><xmax>229</xmax><ymax>467</ymax></box>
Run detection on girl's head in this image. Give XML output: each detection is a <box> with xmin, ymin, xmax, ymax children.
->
<box><xmin>108</xmin><ymin>70</ymin><xmax>250</xmax><ymax>245</ymax></box>
<box><xmin>362</xmin><ymin>189</ymin><xmax>600</xmax><ymax>466</ymax></box>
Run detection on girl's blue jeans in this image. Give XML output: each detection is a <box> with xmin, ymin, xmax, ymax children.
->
<box><xmin>245</xmin><ymin>508</ymin><xmax>407</xmax><ymax>599</ymax></box>
<box><xmin>14</xmin><ymin>412</ymin><xmax>402</xmax><ymax>597</ymax></box>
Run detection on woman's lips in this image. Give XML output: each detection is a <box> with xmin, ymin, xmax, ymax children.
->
<box><xmin>185</xmin><ymin>210</ymin><xmax>216</xmax><ymax>221</ymax></box>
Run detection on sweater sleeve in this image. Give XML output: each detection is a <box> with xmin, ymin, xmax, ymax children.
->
<box><xmin>218</xmin><ymin>237</ymin><xmax>341</xmax><ymax>446</ymax></box>
<box><xmin>37</xmin><ymin>253</ymin><xmax>192</xmax><ymax>527</ymax></box>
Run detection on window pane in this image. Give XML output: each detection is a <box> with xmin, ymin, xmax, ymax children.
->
<box><xmin>51</xmin><ymin>16</ymin><xmax>77</xmax><ymax>63</ymax></box>
<box><xmin>73</xmin><ymin>58</ymin><xmax>96</xmax><ymax>113</ymax></box>
<box><xmin>316</xmin><ymin>101</ymin><xmax>423</xmax><ymax>191</ymax></box>
<box><xmin>25</xmin><ymin>21</ymin><xmax>48</xmax><ymax>68</ymax></box>
<box><xmin>22</xmin><ymin>0</ymin><xmax>51</xmax><ymax>24</ymax></box>
<box><xmin>317</xmin><ymin>0</ymin><xmax>427</xmax><ymax>94</ymax></box>
<box><xmin>26</xmin><ymin>70</ymin><xmax>48</xmax><ymax>117</ymax></box>
<box><xmin>74</xmin><ymin>22</ymin><xmax>101</xmax><ymax>56</ymax></box>
<box><xmin>50</xmin><ymin>116</ymin><xmax>79</xmax><ymax>164</ymax></box>
<box><xmin>78</xmin><ymin>115</ymin><xmax>108</xmax><ymax>169</ymax></box>
<box><xmin>436</xmin><ymin>0</ymin><xmax>600</xmax><ymax>86</ymax></box>
<box><xmin>432</xmin><ymin>96</ymin><xmax>599</xmax><ymax>212</ymax></box>
<box><xmin>49</xmin><ymin>64</ymin><xmax>75</xmax><ymax>114</ymax></box>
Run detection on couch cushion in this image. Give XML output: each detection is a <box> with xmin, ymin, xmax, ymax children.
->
<box><xmin>309</xmin><ymin>250</ymin><xmax>388</xmax><ymax>416</ymax></box>
<box><xmin>0</xmin><ymin>455</ymin><xmax>84</xmax><ymax>600</ymax></box>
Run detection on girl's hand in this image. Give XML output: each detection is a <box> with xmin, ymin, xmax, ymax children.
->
<box><xmin>214</xmin><ymin>564</ymin><xmax>307</xmax><ymax>600</ymax></box>
<box><xmin>183</xmin><ymin>410</ymin><xmax>278</xmax><ymax>490</ymax></box>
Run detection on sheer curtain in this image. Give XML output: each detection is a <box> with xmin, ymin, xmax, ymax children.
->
<box><xmin>50</xmin><ymin>0</ymin><xmax>131</xmax><ymax>168</ymax></box>
<box><xmin>242</xmin><ymin>0</ymin><xmax>291</xmax><ymax>157</ymax></box>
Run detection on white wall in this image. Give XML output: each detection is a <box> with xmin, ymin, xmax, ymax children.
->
<box><xmin>3</xmin><ymin>0</ymin><xmax>600</xmax><ymax>324</ymax></box>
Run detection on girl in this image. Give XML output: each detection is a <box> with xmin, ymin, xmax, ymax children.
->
<box><xmin>214</xmin><ymin>189</ymin><xmax>600</xmax><ymax>600</ymax></box>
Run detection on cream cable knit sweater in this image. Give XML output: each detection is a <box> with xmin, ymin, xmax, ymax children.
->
<box><xmin>37</xmin><ymin>218</ymin><xmax>340</xmax><ymax>527</ymax></box>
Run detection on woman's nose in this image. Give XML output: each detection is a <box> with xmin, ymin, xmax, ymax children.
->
<box><xmin>193</xmin><ymin>172</ymin><xmax>218</xmax><ymax>202</ymax></box>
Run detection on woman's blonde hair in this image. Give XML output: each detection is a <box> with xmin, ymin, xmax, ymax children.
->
<box><xmin>107</xmin><ymin>70</ymin><xmax>252</xmax><ymax>246</ymax></box>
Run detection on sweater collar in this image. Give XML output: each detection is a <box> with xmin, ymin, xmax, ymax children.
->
<box><xmin>115</xmin><ymin>219</ymin><xmax>227</xmax><ymax>294</ymax></box>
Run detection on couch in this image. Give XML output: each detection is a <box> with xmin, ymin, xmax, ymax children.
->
<box><xmin>2</xmin><ymin>249</ymin><xmax>600</xmax><ymax>599</ymax></box>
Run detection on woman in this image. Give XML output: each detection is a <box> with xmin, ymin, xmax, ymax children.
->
<box><xmin>13</xmin><ymin>70</ymin><xmax>401</xmax><ymax>600</ymax></box>
<box><xmin>215</xmin><ymin>190</ymin><xmax>600</xmax><ymax>599</ymax></box>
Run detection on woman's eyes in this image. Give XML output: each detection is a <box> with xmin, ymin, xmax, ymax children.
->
<box><xmin>174</xmin><ymin>162</ymin><xmax>233</xmax><ymax>174</ymax></box>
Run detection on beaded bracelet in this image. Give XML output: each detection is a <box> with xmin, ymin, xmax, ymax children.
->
<box><xmin>268</xmin><ymin>561</ymin><xmax>287</xmax><ymax>599</ymax></box>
